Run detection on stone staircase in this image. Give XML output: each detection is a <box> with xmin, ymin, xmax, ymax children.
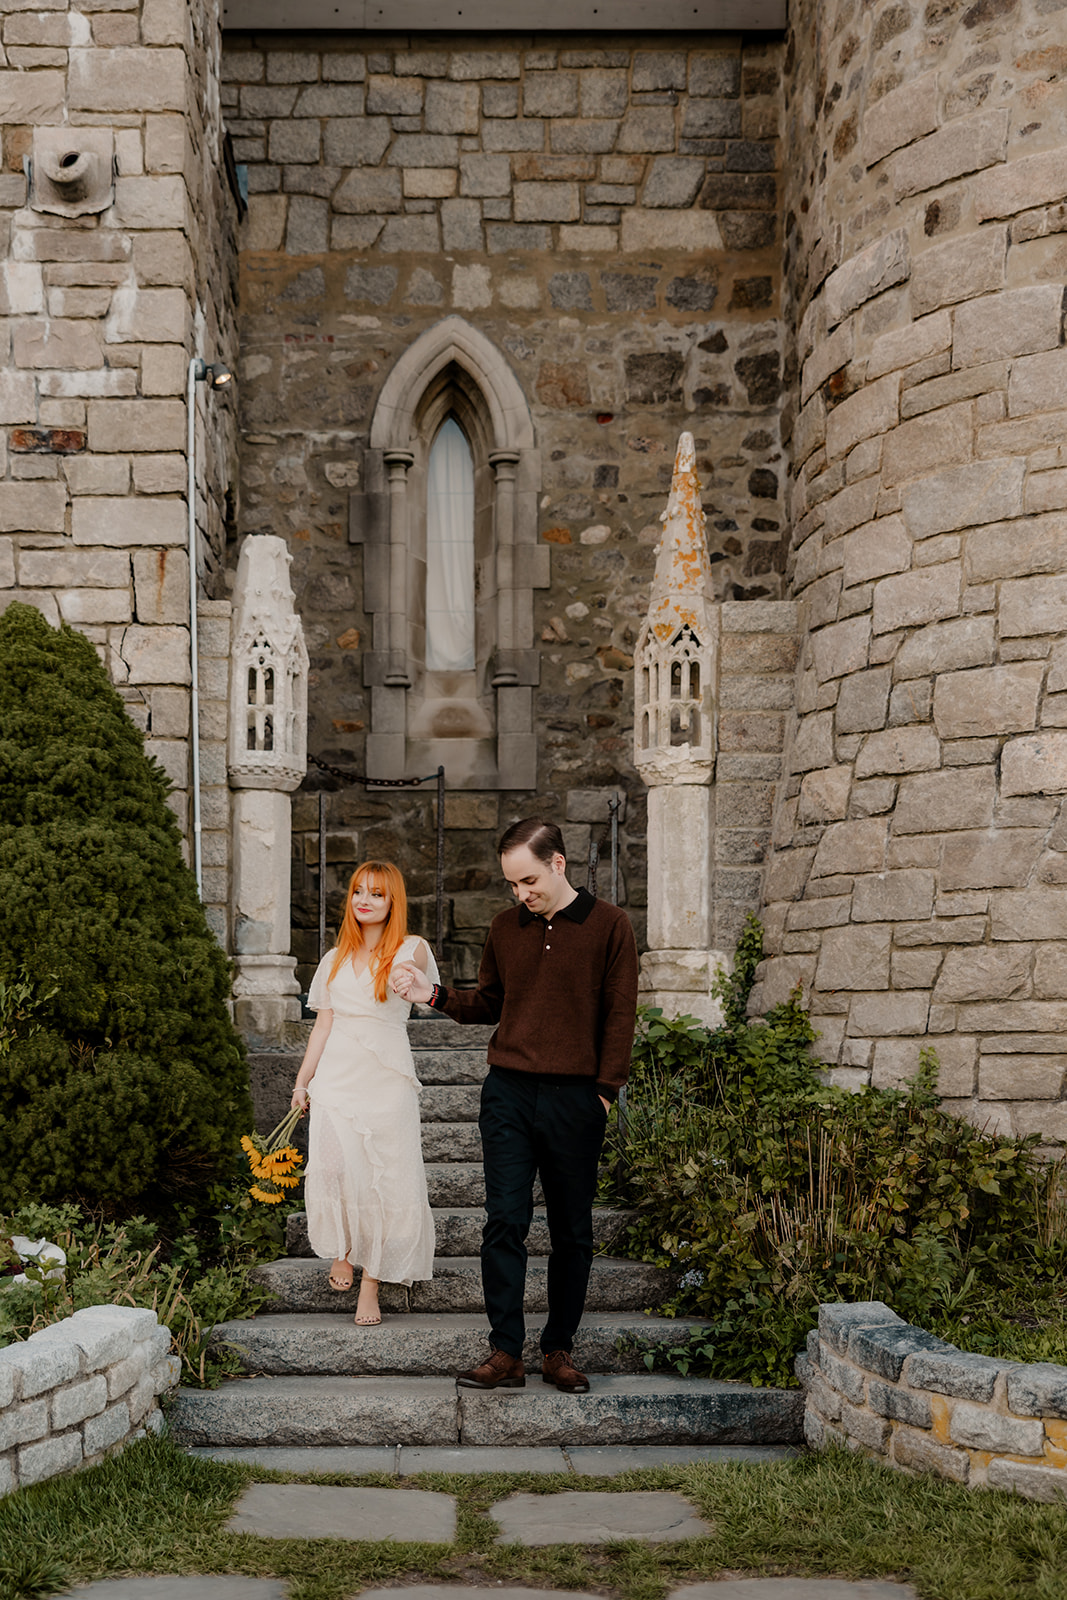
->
<box><xmin>170</xmin><ymin>1016</ymin><xmax>803</xmax><ymax>1449</ymax></box>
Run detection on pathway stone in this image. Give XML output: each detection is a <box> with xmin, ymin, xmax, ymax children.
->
<box><xmin>226</xmin><ymin>1483</ymin><xmax>456</xmax><ymax>1542</ymax></box>
<box><xmin>399</xmin><ymin>1446</ymin><xmax>568</xmax><ymax>1474</ymax></box>
<box><xmin>70</xmin><ymin>1584</ymin><xmax>288</xmax><ymax>1600</ymax></box>
<box><xmin>673</xmin><ymin>1583</ymin><xmax>919</xmax><ymax>1598</ymax></box>
<box><xmin>190</xmin><ymin>1446</ymin><xmax>396</xmax><ymax>1473</ymax></box>
<box><xmin>491</xmin><ymin>1489</ymin><xmax>711</xmax><ymax>1544</ymax></box>
<box><xmin>568</xmin><ymin>1445</ymin><xmax>799</xmax><ymax>1474</ymax></box>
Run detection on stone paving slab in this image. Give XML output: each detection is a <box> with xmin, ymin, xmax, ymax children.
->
<box><xmin>568</xmin><ymin>1445</ymin><xmax>800</xmax><ymax>1474</ymax></box>
<box><xmin>491</xmin><ymin>1489</ymin><xmax>712</xmax><ymax>1544</ymax></box>
<box><xmin>226</xmin><ymin>1483</ymin><xmax>456</xmax><ymax>1542</ymax></box>
<box><xmin>69</xmin><ymin>1583</ymin><xmax>288</xmax><ymax>1600</ymax></box>
<box><xmin>400</xmin><ymin>1446</ymin><xmax>569</xmax><ymax>1474</ymax></box>
<box><xmin>188</xmin><ymin>1446</ymin><xmax>397</xmax><ymax>1473</ymax></box>
<box><xmin>674</xmin><ymin>1584</ymin><xmax>918</xmax><ymax>1598</ymax></box>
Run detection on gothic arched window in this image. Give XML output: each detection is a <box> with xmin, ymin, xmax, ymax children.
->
<box><xmin>426</xmin><ymin>415</ymin><xmax>476</xmax><ymax>673</ymax></box>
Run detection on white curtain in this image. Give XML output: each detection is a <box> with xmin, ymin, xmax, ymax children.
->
<box><xmin>426</xmin><ymin>416</ymin><xmax>476</xmax><ymax>672</ymax></box>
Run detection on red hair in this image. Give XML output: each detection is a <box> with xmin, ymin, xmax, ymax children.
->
<box><xmin>331</xmin><ymin>860</ymin><xmax>409</xmax><ymax>1002</ymax></box>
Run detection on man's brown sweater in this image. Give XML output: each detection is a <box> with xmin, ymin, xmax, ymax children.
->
<box><xmin>433</xmin><ymin>886</ymin><xmax>639</xmax><ymax>1098</ymax></box>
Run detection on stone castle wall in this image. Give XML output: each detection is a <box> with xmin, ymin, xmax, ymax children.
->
<box><xmin>751</xmin><ymin>0</ymin><xmax>1067</xmax><ymax>1145</ymax></box>
<box><xmin>0</xmin><ymin>0</ymin><xmax>240</xmax><ymax>942</ymax></box>
<box><xmin>219</xmin><ymin>31</ymin><xmax>791</xmax><ymax>985</ymax></box>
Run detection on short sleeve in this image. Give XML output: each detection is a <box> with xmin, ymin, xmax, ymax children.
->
<box><xmin>307</xmin><ymin>952</ymin><xmax>335</xmax><ymax>1011</ymax></box>
<box><xmin>405</xmin><ymin>936</ymin><xmax>440</xmax><ymax>987</ymax></box>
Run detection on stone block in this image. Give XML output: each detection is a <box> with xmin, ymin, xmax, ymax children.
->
<box><xmin>843</xmin><ymin>516</ymin><xmax>911</xmax><ymax>587</ymax></box>
<box><xmin>864</xmin><ymin>71</ymin><xmax>940</xmax><ymax>167</ymax></box>
<box><xmin>132</xmin><ymin>548</ymin><xmax>187</xmax><ymax>624</ymax></box>
<box><xmin>987</xmin><ymin>1459</ymin><xmax>1067</xmax><ymax>1503</ymax></box>
<box><xmin>379</xmin><ymin>216</ymin><xmax>440</xmax><ymax>252</ymax></box>
<box><xmin>642</xmin><ymin>158</ymin><xmax>705</xmax><ymax>209</ymax></box>
<box><xmin>0</xmin><ymin>1397</ymin><xmax>47</xmax><ymax>1450</ymax></box>
<box><xmin>365</xmin><ymin>75</ymin><xmax>423</xmax><ymax>115</ymax></box>
<box><xmin>119</xmin><ymin>624</ymin><xmax>191</xmax><ymax>685</ymax></box>
<box><xmin>620</xmin><ymin>210</ymin><xmax>723</xmax><ymax>252</ymax></box>
<box><xmin>523</xmin><ymin>72</ymin><xmax>578</xmax><ymax>118</ymax></box>
<box><xmin>87</xmin><ymin>400</ymin><xmax>184</xmax><ymax>455</ymax></box>
<box><xmin>940</xmin><ymin>829</ymin><xmax>1043</xmax><ymax>891</ymax></box>
<box><xmin>789</xmin><ymin>710</ymin><xmax>835</xmax><ymax>774</ymax></box>
<box><xmin>106</xmin><ymin>287</ymin><xmax>188</xmax><ymax>348</ymax></box>
<box><xmin>115</xmin><ymin>174</ymin><xmax>187</xmax><ymax>231</ymax></box>
<box><xmin>388</xmin><ymin>135</ymin><xmax>458</xmax><ymax>168</ymax></box>
<box><xmin>872</xmin><ymin>561</ymin><xmax>960</xmax><ymax>635</ymax></box>
<box><xmin>18</xmin><ymin>1431</ymin><xmax>82</xmax><ymax>1487</ymax></box>
<box><xmin>13</xmin><ymin>319</ymin><xmax>103</xmax><ymax>372</ymax></box>
<box><xmin>824</xmin><ymin>229</ymin><xmax>909</xmax><ymax>326</ymax></box>
<box><xmin>949</xmin><ymin>1402</ymin><xmax>1044</xmax><ymax>1456</ymax></box>
<box><xmin>618</xmin><ymin>107</ymin><xmax>677</xmax><ymax>152</ymax></box>
<box><xmin>890</xmin><ymin>107</ymin><xmax>1008</xmax><ymax>200</ymax></box>
<box><xmin>1001</xmin><ymin>733</ymin><xmax>1067</xmax><ymax>797</ymax></box>
<box><xmin>814</xmin><ymin>923</ymin><xmax>890</xmax><ymax>991</ymax></box>
<box><xmin>825</xmin><ymin>373</ymin><xmax>899</xmax><ymax>462</ymax></box>
<box><xmin>891</xmin><ymin>1425</ymin><xmax>969</xmax><ymax>1482</ymax></box>
<box><xmin>1006</xmin><ymin>1362</ymin><xmax>1067</xmax><ymax>1420</ymax></box>
<box><xmin>882</xmin><ymin>399</ymin><xmax>973</xmax><ymax>489</ymax></box>
<box><xmin>84</xmin><ymin>1400</ymin><xmax>131</xmax><ymax>1456</ymax></box>
<box><xmin>459</xmin><ymin>154</ymin><xmax>510</xmax><ymax>197</ymax></box>
<box><xmin>932</xmin><ymin>662</ymin><xmax>1042</xmax><ymax>740</ymax></box>
<box><xmin>979</xmin><ymin>1055</ymin><xmax>1066</xmax><ymax>1099</ymax></box>
<box><xmin>57</xmin><ymin>589</ymin><xmax>131</xmax><ymax>625</ymax></box>
<box><xmin>911</xmin><ymin>226</ymin><xmax>1008</xmax><ymax>316</ymax></box>
<box><xmin>285</xmin><ymin>197</ymin><xmax>328</xmax><ymax>254</ymax></box>
<box><xmin>324</xmin><ymin>118</ymin><xmax>390</xmax><ymax>167</ymax></box>
<box><xmin>0</xmin><ymin>1339</ymin><xmax>79</xmax><ymax>1399</ymax></box>
<box><xmin>893</xmin><ymin>767</ymin><xmax>995</xmax><ymax>833</ymax></box>
<box><xmin>991</xmin><ymin>886</ymin><xmax>1067</xmax><ymax>940</ymax></box>
<box><xmin>818</xmin><ymin>1301</ymin><xmax>902</xmax><ymax>1358</ymax></box>
<box><xmin>849</xmin><ymin>1321</ymin><xmax>952</xmax><ymax>1383</ymax></box>
<box><xmin>514</xmin><ymin>182</ymin><xmax>580</xmax><ymax>223</ymax></box>
<box><xmin>867</xmin><ymin>310</ymin><xmax>951</xmax><ymax>383</ymax></box>
<box><xmin>967</xmin><ymin>513</ymin><xmax>1067</xmax><ymax>584</ymax></box>
<box><xmin>51</xmin><ymin>1373</ymin><xmax>108</xmax><ymax>1429</ymax></box>
<box><xmin>893</xmin><ymin>616</ymin><xmax>995</xmax><ymax>681</ymax></box>
<box><xmin>901</xmin><ymin>457</ymin><xmax>1024</xmax><ymax>543</ymax></box>
<box><xmin>867</xmin><ymin>1377</ymin><xmax>932</xmax><ymax>1428</ymax></box>
<box><xmin>72</xmin><ymin>498</ymin><xmax>184</xmax><ymax>548</ymax></box>
<box><xmin>268</xmin><ymin>120</ymin><xmax>320</xmax><ymax>164</ymax></box>
<box><xmin>854</xmin><ymin>726</ymin><xmax>940</xmax><ymax>778</ymax></box>
<box><xmin>934</xmin><ymin>946</ymin><xmax>1031</xmax><ymax>1005</ymax></box>
<box><xmin>1035</xmin><ymin>945</ymin><xmax>1067</xmax><ymax>998</ymax></box>
<box><xmin>1009</xmin><ymin>347</ymin><xmax>1067</xmax><ymax>419</ymax></box>
<box><xmin>798</xmin><ymin>766</ymin><xmax>851</xmax><ymax>823</ymax></box>
<box><xmin>976</xmin><ymin>148</ymin><xmax>1067</xmax><ymax>220</ymax></box>
<box><xmin>580</xmin><ymin>69</ymin><xmax>628</xmax><ymax>118</ymax></box>
<box><xmin>0</xmin><ymin>371</ymin><xmax>37</xmax><ymax>426</ymax></box>
<box><xmin>0</xmin><ymin>481</ymin><xmax>66</xmax><ymax>535</ymax></box>
<box><xmin>851</xmin><ymin>992</ymin><xmax>930</xmax><ymax>1037</ymax></box>
<box><xmin>954</xmin><ymin>285</ymin><xmax>1063</xmax><ymax>370</ymax></box>
<box><xmin>425</xmin><ymin>81</ymin><xmax>479</xmax><ymax>134</ymax></box>
<box><xmin>852</xmin><ymin>868</ymin><xmax>935</xmax><ymax>923</ymax></box>
<box><xmin>448</xmin><ymin>51</ymin><xmax>519</xmax><ymax>80</ymax></box>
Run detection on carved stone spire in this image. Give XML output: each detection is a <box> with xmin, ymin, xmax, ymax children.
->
<box><xmin>634</xmin><ymin>430</ymin><xmax>718</xmax><ymax>785</ymax></box>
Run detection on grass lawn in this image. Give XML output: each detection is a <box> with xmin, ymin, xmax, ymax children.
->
<box><xmin>2</xmin><ymin>1434</ymin><xmax>1067</xmax><ymax>1600</ymax></box>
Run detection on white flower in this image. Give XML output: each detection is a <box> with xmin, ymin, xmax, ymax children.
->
<box><xmin>680</xmin><ymin>1268</ymin><xmax>705</xmax><ymax>1289</ymax></box>
<box><xmin>8</xmin><ymin>1235</ymin><xmax>66</xmax><ymax>1285</ymax></box>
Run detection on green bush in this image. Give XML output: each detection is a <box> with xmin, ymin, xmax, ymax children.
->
<box><xmin>0</xmin><ymin>604</ymin><xmax>251</xmax><ymax>1214</ymax></box>
<box><xmin>604</xmin><ymin>916</ymin><xmax>1067</xmax><ymax>1387</ymax></box>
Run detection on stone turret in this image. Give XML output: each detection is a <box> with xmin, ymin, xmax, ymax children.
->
<box><xmin>634</xmin><ymin>432</ymin><xmax>729</xmax><ymax>1026</ymax></box>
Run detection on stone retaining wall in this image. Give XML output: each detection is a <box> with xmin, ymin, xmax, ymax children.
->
<box><xmin>801</xmin><ymin>1299</ymin><xmax>1067</xmax><ymax>1504</ymax></box>
<box><xmin>0</xmin><ymin>1304</ymin><xmax>178</xmax><ymax>1498</ymax></box>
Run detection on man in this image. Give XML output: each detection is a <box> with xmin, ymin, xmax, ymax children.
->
<box><xmin>392</xmin><ymin>816</ymin><xmax>638</xmax><ymax>1394</ymax></box>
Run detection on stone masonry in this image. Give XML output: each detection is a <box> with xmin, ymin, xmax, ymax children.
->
<box><xmin>218</xmin><ymin>32</ymin><xmax>789</xmax><ymax>985</ymax></box>
<box><xmin>801</xmin><ymin>1300</ymin><xmax>1067</xmax><ymax>1504</ymax></box>
<box><xmin>0</xmin><ymin>1304</ymin><xmax>178</xmax><ymax>1498</ymax></box>
<box><xmin>0</xmin><ymin>0</ymin><xmax>239</xmax><ymax>942</ymax></box>
<box><xmin>750</xmin><ymin>0</ymin><xmax>1067</xmax><ymax>1144</ymax></box>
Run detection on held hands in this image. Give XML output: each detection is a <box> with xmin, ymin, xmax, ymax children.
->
<box><xmin>391</xmin><ymin>960</ymin><xmax>434</xmax><ymax>1005</ymax></box>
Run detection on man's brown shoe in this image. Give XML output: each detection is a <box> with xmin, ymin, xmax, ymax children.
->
<box><xmin>541</xmin><ymin>1349</ymin><xmax>590</xmax><ymax>1393</ymax></box>
<box><xmin>456</xmin><ymin>1348</ymin><xmax>526</xmax><ymax>1389</ymax></box>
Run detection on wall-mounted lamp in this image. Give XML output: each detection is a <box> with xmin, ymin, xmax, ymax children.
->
<box><xmin>187</xmin><ymin>355</ymin><xmax>235</xmax><ymax>898</ymax></box>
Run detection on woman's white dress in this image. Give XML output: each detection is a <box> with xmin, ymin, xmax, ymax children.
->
<box><xmin>304</xmin><ymin>935</ymin><xmax>437</xmax><ymax>1285</ymax></box>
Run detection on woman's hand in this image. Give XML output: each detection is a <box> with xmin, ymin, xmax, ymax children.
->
<box><xmin>291</xmin><ymin>1085</ymin><xmax>309</xmax><ymax>1112</ymax></box>
<box><xmin>392</xmin><ymin>961</ymin><xmax>434</xmax><ymax>1004</ymax></box>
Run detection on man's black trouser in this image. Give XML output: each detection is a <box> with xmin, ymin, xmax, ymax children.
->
<box><xmin>478</xmin><ymin>1064</ymin><xmax>608</xmax><ymax>1359</ymax></box>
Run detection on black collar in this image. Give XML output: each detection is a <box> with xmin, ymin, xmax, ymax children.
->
<box><xmin>518</xmin><ymin>885</ymin><xmax>595</xmax><ymax>927</ymax></box>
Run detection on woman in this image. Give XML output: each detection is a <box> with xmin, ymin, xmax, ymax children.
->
<box><xmin>291</xmin><ymin>860</ymin><xmax>437</xmax><ymax>1326</ymax></box>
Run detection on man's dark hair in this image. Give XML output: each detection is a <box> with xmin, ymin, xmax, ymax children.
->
<box><xmin>498</xmin><ymin>817</ymin><xmax>566</xmax><ymax>864</ymax></box>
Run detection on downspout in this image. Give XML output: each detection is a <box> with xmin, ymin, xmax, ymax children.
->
<box><xmin>186</xmin><ymin>356</ymin><xmax>203</xmax><ymax>898</ymax></box>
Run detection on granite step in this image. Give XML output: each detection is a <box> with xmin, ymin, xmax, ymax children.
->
<box><xmin>417</xmin><ymin>1084</ymin><xmax>483</xmax><ymax>1121</ymax></box>
<box><xmin>425</xmin><ymin>1162</ymin><xmax>532</xmax><ymax>1207</ymax></box>
<box><xmin>421</xmin><ymin>1122</ymin><xmax>483</xmax><ymax>1162</ymax></box>
<box><xmin>169</xmin><ymin>1373</ymin><xmax>804</xmax><ymax>1449</ymax></box>
<box><xmin>277</xmin><ymin>1017</ymin><xmax>497</xmax><ymax>1053</ymax></box>
<box><xmin>286</xmin><ymin>1206</ymin><xmax>635</xmax><ymax>1259</ymax></box>
<box><xmin>251</xmin><ymin>1255</ymin><xmax>676</xmax><ymax>1315</ymax></box>
<box><xmin>209</xmin><ymin>1311</ymin><xmax>702</xmax><ymax>1377</ymax></box>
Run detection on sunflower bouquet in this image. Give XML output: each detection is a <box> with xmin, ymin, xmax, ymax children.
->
<box><xmin>240</xmin><ymin>1105</ymin><xmax>305</xmax><ymax>1205</ymax></box>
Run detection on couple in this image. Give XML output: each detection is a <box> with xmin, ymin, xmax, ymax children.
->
<box><xmin>291</xmin><ymin>816</ymin><xmax>639</xmax><ymax>1393</ymax></box>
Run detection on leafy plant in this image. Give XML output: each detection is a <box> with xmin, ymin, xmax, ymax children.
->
<box><xmin>605</xmin><ymin>921</ymin><xmax>1067</xmax><ymax>1388</ymax></box>
<box><xmin>0</xmin><ymin>603</ymin><xmax>252</xmax><ymax>1215</ymax></box>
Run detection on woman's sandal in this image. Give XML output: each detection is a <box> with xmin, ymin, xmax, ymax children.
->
<box><xmin>328</xmin><ymin>1263</ymin><xmax>354</xmax><ymax>1292</ymax></box>
<box><xmin>354</xmin><ymin>1311</ymin><xmax>382</xmax><ymax>1327</ymax></box>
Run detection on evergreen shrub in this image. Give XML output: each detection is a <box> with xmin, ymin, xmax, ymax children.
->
<box><xmin>604</xmin><ymin>916</ymin><xmax>1067</xmax><ymax>1387</ymax></box>
<box><xmin>0</xmin><ymin>604</ymin><xmax>250</xmax><ymax>1214</ymax></box>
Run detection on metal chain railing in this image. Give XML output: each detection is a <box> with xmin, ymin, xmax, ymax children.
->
<box><xmin>307</xmin><ymin>753</ymin><xmax>446</xmax><ymax>961</ymax></box>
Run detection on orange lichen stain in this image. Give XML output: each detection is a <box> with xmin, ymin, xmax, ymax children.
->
<box><xmin>542</xmin><ymin>527</ymin><xmax>572</xmax><ymax>544</ymax></box>
<box><xmin>292</xmin><ymin>528</ymin><xmax>311</xmax><ymax>541</ymax></box>
<box><xmin>1044</xmin><ymin>1419</ymin><xmax>1067</xmax><ymax>1452</ymax></box>
<box><xmin>331</xmin><ymin>719</ymin><xmax>364</xmax><ymax>733</ymax></box>
<box><xmin>929</xmin><ymin>1395</ymin><xmax>954</xmax><ymax>1444</ymax></box>
<box><xmin>336</xmin><ymin>628</ymin><xmax>361</xmax><ymax>650</ymax></box>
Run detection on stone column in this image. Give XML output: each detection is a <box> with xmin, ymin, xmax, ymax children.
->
<box><xmin>634</xmin><ymin>432</ymin><xmax>729</xmax><ymax>1027</ymax></box>
<box><xmin>227</xmin><ymin>534</ymin><xmax>309</xmax><ymax>1044</ymax></box>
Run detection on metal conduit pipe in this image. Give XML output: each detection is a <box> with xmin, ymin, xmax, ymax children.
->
<box><xmin>186</xmin><ymin>357</ymin><xmax>233</xmax><ymax>900</ymax></box>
